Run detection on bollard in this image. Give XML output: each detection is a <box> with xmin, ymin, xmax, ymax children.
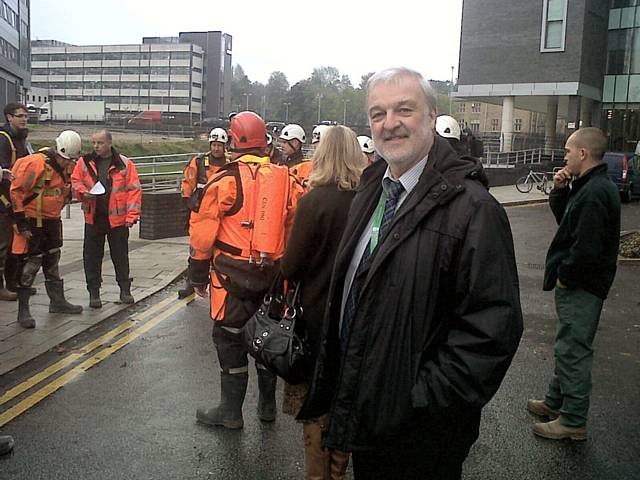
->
<box><xmin>65</xmin><ymin>203</ymin><xmax>71</xmax><ymax>219</ymax></box>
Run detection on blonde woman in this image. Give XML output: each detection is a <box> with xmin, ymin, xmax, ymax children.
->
<box><xmin>281</xmin><ymin>125</ymin><xmax>365</xmax><ymax>479</ymax></box>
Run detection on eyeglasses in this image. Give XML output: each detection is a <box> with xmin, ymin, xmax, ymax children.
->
<box><xmin>10</xmin><ymin>113</ymin><xmax>28</xmax><ymax>118</ymax></box>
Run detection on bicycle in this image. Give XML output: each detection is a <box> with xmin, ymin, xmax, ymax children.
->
<box><xmin>515</xmin><ymin>169</ymin><xmax>554</xmax><ymax>194</ymax></box>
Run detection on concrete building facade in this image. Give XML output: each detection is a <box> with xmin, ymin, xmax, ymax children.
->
<box><xmin>0</xmin><ymin>0</ymin><xmax>30</xmax><ymax>112</ymax></box>
<box><xmin>456</xmin><ymin>0</ymin><xmax>609</xmax><ymax>151</ymax></box>
<box><xmin>30</xmin><ymin>31</ymin><xmax>232</xmax><ymax>121</ymax></box>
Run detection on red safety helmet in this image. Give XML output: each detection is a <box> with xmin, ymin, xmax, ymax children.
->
<box><xmin>230</xmin><ymin>111</ymin><xmax>267</xmax><ymax>150</ymax></box>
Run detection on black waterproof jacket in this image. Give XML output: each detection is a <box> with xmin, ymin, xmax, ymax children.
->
<box><xmin>543</xmin><ymin>163</ymin><xmax>620</xmax><ymax>299</ymax></box>
<box><xmin>297</xmin><ymin>136</ymin><xmax>523</xmax><ymax>451</ymax></box>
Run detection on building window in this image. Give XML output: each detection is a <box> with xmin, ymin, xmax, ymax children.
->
<box><xmin>471</xmin><ymin>102</ymin><xmax>481</xmax><ymax>113</ymax></box>
<box><xmin>470</xmin><ymin>120</ymin><xmax>480</xmax><ymax>133</ymax></box>
<box><xmin>491</xmin><ymin>118</ymin><xmax>500</xmax><ymax>131</ymax></box>
<box><xmin>458</xmin><ymin>103</ymin><xmax>466</xmax><ymax>113</ymax></box>
<box><xmin>541</xmin><ymin>0</ymin><xmax>568</xmax><ymax>52</ymax></box>
<box><xmin>514</xmin><ymin>118</ymin><xmax>523</xmax><ymax>132</ymax></box>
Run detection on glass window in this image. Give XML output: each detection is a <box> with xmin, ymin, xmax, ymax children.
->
<box><xmin>609</xmin><ymin>9</ymin><xmax>622</xmax><ymax>29</ymax></box>
<box><xmin>171</xmin><ymin>51</ymin><xmax>191</xmax><ymax>60</ymax></box>
<box><xmin>32</xmin><ymin>54</ymin><xmax>49</xmax><ymax>62</ymax></box>
<box><xmin>458</xmin><ymin>103</ymin><xmax>466</xmax><ymax>113</ymax></box>
<box><xmin>514</xmin><ymin>119</ymin><xmax>523</xmax><ymax>132</ymax></box>
<box><xmin>66</xmin><ymin>68</ymin><xmax>84</xmax><ymax>75</ymax></box>
<box><xmin>121</xmin><ymin>52</ymin><xmax>140</xmax><ymax>60</ymax></box>
<box><xmin>103</xmin><ymin>52</ymin><xmax>121</xmax><ymax>60</ymax></box>
<box><xmin>151</xmin><ymin>82</ymin><xmax>170</xmax><ymax>89</ymax></box>
<box><xmin>151</xmin><ymin>51</ymin><xmax>170</xmax><ymax>60</ymax></box>
<box><xmin>84</xmin><ymin>53</ymin><xmax>103</xmax><ymax>61</ymax></box>
<box><xmin>170</xmin><ymin>67</ymin><xmax>189</xmax><ymax>76</ymax></box>
<box><xmin>628</xmin><ymin>75</ymin><xmax>640</xmax><ymax>102</ymax></box>
<box><xmin>615</xmin><ymin>74</ymin><xmax>630</xmax><ymax>102</ymax></box>
<box><xmin>607</xmin><ymin>28</ymin><xmax>634</xmax><ymax>74</ymax></box>
<box><xmin>470</xmin><ymin>120</ymin><xmax>480</xmax><ymax>133</ymax></box>
<box><xmin>541</xmin><ymin>0</ymin><xmax>566</xmax><ymax>51</ymax></box>
<box><xmin>170</xmin><ymin>82</ymin><xmax>190</xmax><ymax>90</ymax></box>
<box><xmin>84</xmin><ymin>67</ymin><xmax>102</xmax><ymax>75</ymax></box>
<box><xmin>171</xmin><ymin>98</ymin><xmax>189</xmax><ymax>105</ymax></box>
<box><xmin>103</xmin><ymin>82</ymin><xmax>121</xmax><ymax>89</ymax></box>
<box><xmin>151</xmin><ymin>66</ymin><xmax>169</xmax><ymax>75</ymax></box>
<box><xmin>67</xmin><ymin>53</ymin><xmax>83</xmax><ymax>61</ymax></box>
<box><xmin>491</xmin><ymin>118</ymin><xmax>499</xmax><ymax>131</ymax></box>
<box><xmin>471</xmin><ymin>102</ymin><xmax>481</xmax><ymax>113</ymax></box>
<box><xmin>102</xmin><ymin>67</ymin><xmax>121</xmax><ymax>75</ymax></box>
<box><xmin>612</xmin><ymin>0</ymin><xmax>636</xmax><ymax>8</ymax></box>
<box><xmin>621</xmin><ymin>7</ymin><xmax>636</xmax><ymax>28</ymax></box>
<box><xmin>122</xmin><ymin>67</ymin><xmax>139</xmax><ymax>75</ymax></box>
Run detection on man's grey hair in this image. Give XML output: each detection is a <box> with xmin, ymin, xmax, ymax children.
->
<box><xmin>93</xmin><ymin>129</ymin><xmax>113</xmax><ymax>142</ymax></box>
<box><xmin>366</xmin><ymin>67</ymin><xmax>438</xmax><ymax>114</ymax></box>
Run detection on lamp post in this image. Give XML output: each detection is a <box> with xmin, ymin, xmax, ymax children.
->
<box><xmin>449</xmin><ymin>65</ymin><xmax>455</xmax><ymax>115</ymax></box>
<box><xmin>342</xmin><ymin>99</ymin><xmax>350</xmax><ymax>125</ymax></box>
<box><xmin>261</xmin><ymin>95</ymin><xmax>266</xmax><ymax>119</ymax></box>
<box><xmin>317</xmin><ymin>93</ymin><xmax>323</xmax><ymax>124</ymax></box>
<box><xmin>243</xmin><ymin>92</ymin><xmax>252</xmax><ymax>110</ymax></box>
<box><xmin>283</xmin><ymin>102</ymin><xmax>291</xmax><ymax>122</ymax></box>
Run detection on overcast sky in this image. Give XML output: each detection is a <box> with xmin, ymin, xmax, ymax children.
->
<box><xmin>31</xmin><ymin>0</ymin><xmax>462</xmax><ymax>86</ymax></box>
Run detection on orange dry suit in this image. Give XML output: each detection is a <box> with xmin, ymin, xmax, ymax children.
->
<box><xmin>284</xmin><ymin>149</ymin><xmax>312</xmax><ymax>188</ymax></box>
<box><xmin>10</xmin><ymin>149</ymin><xmax>71</xmax><ymax>254</ymax></box>
<box><xmin>181</xmin><ymin>152</ymin><xmax>226</xmax><ymax>211</ymax></box>
<box><xmin>71</xmin><ymin>150</ymin><xmax>142</xmax><ymax>228</ymax></box>
<box><xmin>188</xmin><ymin>154</ymin><xmax>302</xmax><ymax>323</ymax></box>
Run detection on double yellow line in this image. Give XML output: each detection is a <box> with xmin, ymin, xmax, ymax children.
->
<box><xmin>0</xmin><ymin>294</ymin><xmax>193</xmax><ymax>427</ymax></box>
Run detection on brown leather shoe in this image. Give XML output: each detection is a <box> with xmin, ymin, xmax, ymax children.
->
<box><xmin>533</xmin><ymin>418</ymin><xmax>587</xmax><ymax>441</ymax></box>
<box><xmin>0</xmin><ymin>287</ymin><xmax>17</xmax><ymax>301</ymax></box>
<box><xmin>527</xmin><ymin>399</ymin><xmax>559</xmax><ymax>420</ymax></box>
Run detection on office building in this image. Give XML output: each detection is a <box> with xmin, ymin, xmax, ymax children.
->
<box><xmin>30</xmin><ymin>30</ymin><xmax>232</xmax><ymax>121</ymax></box>
<box><xmin>0</xmin><ymin>0</ymin><xmax>30</xmax><ymax>112</ymax></box>
<box><xmin>456</xmin><ymin>0</ymin><xmax>610</xmax><ymax>151</ymax></box>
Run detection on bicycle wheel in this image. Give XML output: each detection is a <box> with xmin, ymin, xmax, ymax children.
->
<box><xmin>515</xmin><ymin>176</ymin><xmax>533</xmax><ymax>193</ymax></box>
<box><xmin>541</xmin><ymin>179</ymin><xmax>551</xmax><ymax>195</ymax></box>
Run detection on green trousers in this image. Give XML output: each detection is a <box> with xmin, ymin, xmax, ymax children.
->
<box><xmin>545</xmin><ymin>287</ymin><xmax>604</xmax><ymax>427</ymax></box>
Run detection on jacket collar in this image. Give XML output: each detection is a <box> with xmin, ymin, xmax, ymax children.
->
<box><xmin>335</xmin><ymin>136</ymin><xmax>487</xmax><ymax>289</ymax></box>
<box><xmin>285</xmin><ymin>150</ymin><xmax>305</xmax><ymax>168</ymax></box>
<box><xmin>84</xmin><ymin>147</ymin><xmax>125</xmax><ymax>170</ymax></box>
<box><xmin>571</xmin><ymin>162</ymin><xmax>608</xmax><ymax>193</ymax></box>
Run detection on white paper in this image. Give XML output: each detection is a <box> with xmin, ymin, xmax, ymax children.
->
<box><xmin>89</xmin><ymin>181</ymin><xmax>106</xmax><ymax>195</ymax></box>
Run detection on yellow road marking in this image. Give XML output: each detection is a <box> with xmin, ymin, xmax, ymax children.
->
<box><xmin>0</xmin><ymin>297</ymin><xmax>191</xmax><ymax>427</ymax></box>
<box><xmin>0</xmin><ymin>294</ymin><xmax>189</xmax><ymax>407</ymax></box>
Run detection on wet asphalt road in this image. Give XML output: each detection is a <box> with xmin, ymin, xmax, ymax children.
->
<box><xmin>0</xmin><ymin>202</ymin><xmax>639</xmax><ymax>479</ymax></box>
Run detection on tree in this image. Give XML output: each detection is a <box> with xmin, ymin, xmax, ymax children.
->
<box><xmin>265</xmin><ymin>71</ymin><xmax>289</xmax><ymax>121</ymax></box>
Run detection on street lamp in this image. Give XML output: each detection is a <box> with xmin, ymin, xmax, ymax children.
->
<box><xmin>243</xmin><ymin>92</ymin><xmax>252</xmax><ymax>110</ymax></box>
<box><xmin>317</xmin><ymin>93</ymin><xmax>323</xmax><ymax>124</ymax></box>
<box><xmin>449</xmin><ymin>66</ymin><xmax>455</xmax><ymax>115</ymax></box>
<box><xmin>342</xmin><ymin>99</ymin><xmax>350</xmax><ymax>125</ymax></box>
<box><xmin>283</xmin><ymin>102</ymin><xmax>291</xmax><ymax>122</ymax></box>
<box><xmin>261</xmin><ymin>95</ymin><xmax>266</xmax><ymax>119</ymax></box>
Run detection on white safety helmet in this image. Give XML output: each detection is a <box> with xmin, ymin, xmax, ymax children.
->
<box><xmin>357</xmin><ymin>135</ymin><xmax>375</xmax><ymax>154</ymax></box>
<box><xmin>311</xmin><ymin>124</ymin><xmax>330</xmax><ymax>145</ymax></box>
<box><xmin>435</xmin><ymin>115</ymin><xmax>461</xmax><ymax>141</ymax></box>
<box><xmin>266</xmin><ymin>133</ymin><xmax>273</xmax><ymax>146</ymax></box>
<box><xmin>279</xmin><ymin>124</ymin><xmax>306</xmax><ymax>144</ymax></box>
<box><xmin>208</xmin><ymin>128</ymin><xmax>228</xmax><ymax>144</ymax></box>
<box><xmin>55</xmin><ymin>130</ymin><xmax>82</xmax><ymax>160</ymax></box>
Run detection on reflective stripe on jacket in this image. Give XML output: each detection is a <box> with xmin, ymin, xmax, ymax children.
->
<box><xmin>181</xmin><ymin>153</ymin><xmax>225</xmax><ymax>199</ymax></box>
<box><xmin>10</xmin><ymin>150</ymin><xmax>69</xmax><ymax>221</ymax></box>
<box><xmin>71</xmin><ymin>152</ymin><xmax>142</xmax><ymax>228</ymax></box>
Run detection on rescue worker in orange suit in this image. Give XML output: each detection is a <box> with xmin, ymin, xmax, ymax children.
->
<box><xmin>279</xmin><ymin>124</ymin><xmax>312</xmax><ymax>187</ymax></box>
<box><xmin>71</xmin><ymin>129</ymin><xmax>142</xmax><ymax>309</ymax></box>
<box><xmin>177</xmin><ymin>128</ymin><xmax>228</xmax><ymax>298</ymax></box>
<box><xmin>264</xmin><ymin>133</ymin><xmax>283</xmax><ymax>164</ymax></box>
<box><xmin>10</xmin><ymin>130</ymin><xmax>84</xmax><ymax>328</ymax></box>
<box><xmin>189</xmin><ymin>111</ymin><xmax>302</xmax><ymax>429</ymax></box>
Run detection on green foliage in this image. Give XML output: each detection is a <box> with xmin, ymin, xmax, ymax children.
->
<box><xmin>31</xmin><ymin>140</ymin><xmax>210</xmax><ymax>158</ymax></box>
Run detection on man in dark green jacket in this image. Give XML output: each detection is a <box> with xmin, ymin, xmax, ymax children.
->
<box><xmin>528</xmin><ymin>127</ymin><xmax>620</xmax><ymax>441</ymax></box>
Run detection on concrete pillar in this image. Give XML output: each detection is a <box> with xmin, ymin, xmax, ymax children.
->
<box><xmin>566</xmin><ymin>96</ymin><xmax>582</xmax><ymax>140</ymax></box>
<box><xmin>500</xmin><ymin>96</ymin><xmax>514</xmax><ymax>152</ymax></box>
<box><xmin>544</xmin><ymin>96</ymin><xmax>558</xmax><ymax>153</ymax></box>
<box><xmin>590</xmin><ymin>102</ymin><xmax>602</xmax><ymax>128</ymax></box>
<box><xmin>580</xmin><ymin>98</ymin><xmax>593</xmax><ymax>128</ymax></box>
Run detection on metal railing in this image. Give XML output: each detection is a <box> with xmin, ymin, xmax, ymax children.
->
<box><xmin>482</xmin><ymin>148</ymin><xmax>565</xmax><ymax>168</ymax></box>
<box><xmin>131</xmin><ymin>152</ymin><xmax>197</xmax><ymax>191</ymax></box>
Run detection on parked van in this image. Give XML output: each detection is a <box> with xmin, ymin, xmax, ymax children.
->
<box><xmin>128</xmin><ymin>111</ymin><xmax>162</xmax><ymax>126</ymax></box>
<box><xmin>603</xmin><ymin>152</ymin><xmax>639</xmax><ymax>203</ymax></box>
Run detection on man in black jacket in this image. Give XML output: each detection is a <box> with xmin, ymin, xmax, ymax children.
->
<box><xmin>0</xmin><ymin>102</ymin><xmax>31</xmax><ymax>301</ymax></box>
<box><xmin>528</xmin><ymin>127</ymin><xmax>620</xmax><ymax>441</ymax></box>
<box><xmin>298</xmin><ymin>67</ymin><xmax>523</xmax><ymax>479</ymax></box>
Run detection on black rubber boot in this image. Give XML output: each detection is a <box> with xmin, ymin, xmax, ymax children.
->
<box><xmin>17</xmin><ymin>287</ymin><xmax>35</xmax><ymax>328</ymax></box>
<box><xmin>196</xmin><ymin>372</ymin><xmax>248</xmax><ymax>429</ymax></box>
<box><xmin>46</xmin><ymin>280</ymin><xmax>83</xmax><ymax>314</ymax></box>
<box><xmin>177</xmin><ymin>281</ymin><xmax>194</xmax><ymax>299</ymax></box>
<box><xmin>257</xmin><ymin>367</ymin><xmax>277</xmax><ymax>422</ymax></box>
<box><xmin>89</xmin><ymin>289</ymin><xmax>102</xmax><ymax>309</ymax></box>
<box><xmin>0</xmin><ymin>434</ymin><xmax>14</xmax><ymax>456</ymax></box>
<box><xmin>119</xmin><ymin>280</ymin><xmax>134</xmax><ymax>304</ymax></box>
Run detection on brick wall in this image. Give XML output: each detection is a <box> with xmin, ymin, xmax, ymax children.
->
<box><xmin>139</xmin><ymin>191</ymin><xmax>189</xmax><ymax>240</ymax></box>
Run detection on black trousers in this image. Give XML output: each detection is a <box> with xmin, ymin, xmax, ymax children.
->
<box><xmin>83</xmin><ymin>222</ymin><xmax>130</xmax><ymax>290</ymax></box>
<box><xmin>350</xmin><ymin>409</ymin><xmax>481</xmax><ymax>480</ymax></box>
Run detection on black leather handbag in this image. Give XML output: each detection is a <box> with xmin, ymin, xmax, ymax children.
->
<box><xmin>243</xmin><ymin>279</ymin><xmax>309</xmax><ymax>384</ymax></box>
